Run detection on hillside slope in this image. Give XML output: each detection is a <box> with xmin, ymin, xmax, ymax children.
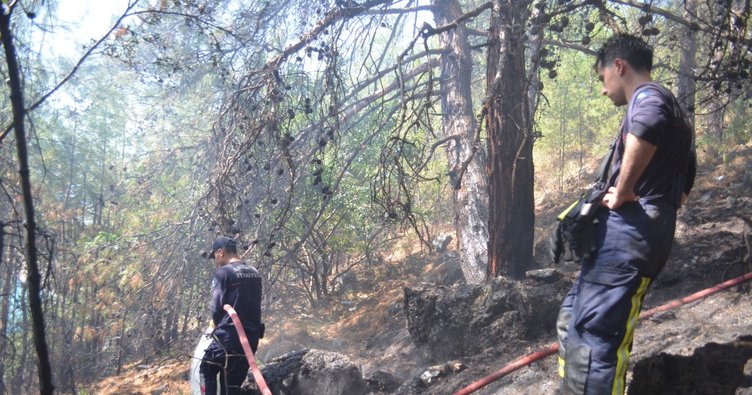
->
<box><xmin>88</xmin><ymin>144</ymin><xmax>752</xmax><ymax>394</ymax></box>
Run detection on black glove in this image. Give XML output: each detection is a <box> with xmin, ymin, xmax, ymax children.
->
<box><xmin>550</xmin><ymin>216</ymin><xmax>598</xmax><ymax>264</ymax></box>
<box><xmin>550</xmin><ymin>185</ymin><xmax>606</xmax><ymax>264</ymax></box>
<box><xmin>561</xmin><ymin>217</ymin><xmax>597</xmax><ymax>263</ymax></box>
<box><xmin>549</xmin><ymin>223</ymin><xmax>566</xmax><ymax>264</ymax></box>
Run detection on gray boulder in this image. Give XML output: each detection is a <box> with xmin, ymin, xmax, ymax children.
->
<box><xmin>431</xmin><ymin>234</ymin><xmax>453</xmax><ymax>253</ymax></box>
<box><xmin>243</xmin><ymin>349</ymin><xmax>367</xmax><ymax>395</ymax></box>
<box><xmin>394</xmin><ymin>361</ymin><xmax>466</xmax><ymax>395</ymax></box>
<box><xmin>365</xmin><ymin>370</ymin><xmax>403</xmax><ymax>394</ymax></box>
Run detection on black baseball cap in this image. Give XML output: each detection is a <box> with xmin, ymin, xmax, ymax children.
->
<box><xmin>208</xmin><ymin>236</ymin><xmax>237</xmax><ymax>259</ymax></box>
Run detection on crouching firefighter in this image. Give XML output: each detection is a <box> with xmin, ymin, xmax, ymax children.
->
<box><xmin>201</xmin><ymin>236</ymin><xmax>265</xmax><ymax>395</ymax></box>
<box><xmin>551</xmin><ymin>34</ymin><xmax>696</xmax><ymax>394</ymax></box>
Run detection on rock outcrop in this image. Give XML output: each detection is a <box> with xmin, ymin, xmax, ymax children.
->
<box><xmin>403</xmin><ymin>275</ymin><xmax>572</xmax><ymax>361</ymax></box>
<box><xmin>628</xmin><ymin>337</ymin><xmax>752</xmax><ymax>395</ymax></box>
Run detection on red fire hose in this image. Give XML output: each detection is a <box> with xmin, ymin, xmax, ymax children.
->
<box><xmin>223</xmin><ymin>304</ymin><xmax>272</xmax><ymax>395</ymax></box>
<box><xmin>453</xmin><ymin>271</ymin><xmax>752</xmax><ymax>395</ymax></box>
<box><xmin>639</xmin><ymin>271</ymin><xmax>752</xmax><ymax>319</ymax></box>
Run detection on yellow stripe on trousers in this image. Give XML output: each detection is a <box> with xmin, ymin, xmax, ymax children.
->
<box><xmin>611</xmin><ymin>277</ymin><xmax>651</xmax><ymax>395</ymax></box>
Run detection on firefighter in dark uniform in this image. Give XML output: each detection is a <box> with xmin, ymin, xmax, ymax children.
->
<box><xmin>201</xmin><ymin>236</ymin><xmax>264</xmax><ymax>395</ymax></box>
<box><xmin>556</xmin><ymin>34</ymin><xmax>697</xmax><ymax>394</ymax></box>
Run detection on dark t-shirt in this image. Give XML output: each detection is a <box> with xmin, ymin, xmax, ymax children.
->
<box><xmin>210</xmin><ymin>261</ymin><xmax>262</xmax><ymax>350</ymax></box>
<box><xmin>609</xmin><ymin>82</ymin><xmax>697</xmax><ymax>204</ymax></box>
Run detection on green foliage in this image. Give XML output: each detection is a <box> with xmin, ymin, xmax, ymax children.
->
<box><xmin>724</xmin><ymin>99</ymin><xmax>752</xmax><ymax>145</ymax></box>
<box><xmin>534</xmin><ymin>48</ymin><xmax>620</xmax><ymax>197</ymax></box>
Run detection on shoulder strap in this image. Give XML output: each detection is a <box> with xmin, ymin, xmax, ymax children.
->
<box><xmin>594</xmin><ymin>134</ymin><xmax>618</xmax><ymax>187</ymax></box>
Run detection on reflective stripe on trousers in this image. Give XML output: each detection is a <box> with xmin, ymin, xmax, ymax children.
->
<box><xmin>558</xmin><ymin>273</ymin><xmax>652</xmax><ymax>394</ymax></box>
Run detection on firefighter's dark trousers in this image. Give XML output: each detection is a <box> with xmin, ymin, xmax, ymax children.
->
<box><xmin>200</xmin><ymin>332</ymin><xmax>258</xmax><ymax>395</ymax></box>
<box><xmin>557</xmin><ymin>198</ymin><xmax>677</xmax><ymax>394</ymax></box>
<box><xmin>200</xmin><ymin>343</ymin><xmax>248</xmax><ymax>395</ymax></box>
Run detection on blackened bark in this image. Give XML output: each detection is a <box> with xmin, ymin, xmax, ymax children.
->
<box><xmin>485</xmin><ymin>0</ymin><xmax>535</xmax><ymax>279</ymax></box>
<box><xmin>432</xmin><ymin>0</ymin><xmax>489</xmax><ymax>284</ymax></box>
<box><xmin>0</xmin><ymin>7</ymin><xmax>54</xmax><ymax>395</ymax></box>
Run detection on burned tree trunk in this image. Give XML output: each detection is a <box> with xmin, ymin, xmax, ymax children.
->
<box><xmin>432</xmin><ymin>0</ymin><xmax>489</xmax><ymax>285</ymax></box>
<box><xmin>0</xmin><ymin>6</ymin><xmax>54</xmax><ymax>394</ymax></box>
<box><xmin>485</xmin><ymin>0</ymin><xmax>535</xmax><ymax>279</ymax></box>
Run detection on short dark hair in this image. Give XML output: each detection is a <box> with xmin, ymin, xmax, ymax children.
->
<box><xmin>594</xmin><ymin>33</ymin><xmax>653</xmax><ymax>73</ymax></box>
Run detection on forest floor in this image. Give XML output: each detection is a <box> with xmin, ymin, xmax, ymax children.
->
<box><xmin>87</xmin><ymin>143</ymin><xmax>752</xmax><ymax>394</ymax></box>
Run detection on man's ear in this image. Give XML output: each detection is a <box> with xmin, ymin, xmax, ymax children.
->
<box><xmin>614</xmin><ymin>58</ymin><xmax>626</xmax><ymax>75</ymax></box>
